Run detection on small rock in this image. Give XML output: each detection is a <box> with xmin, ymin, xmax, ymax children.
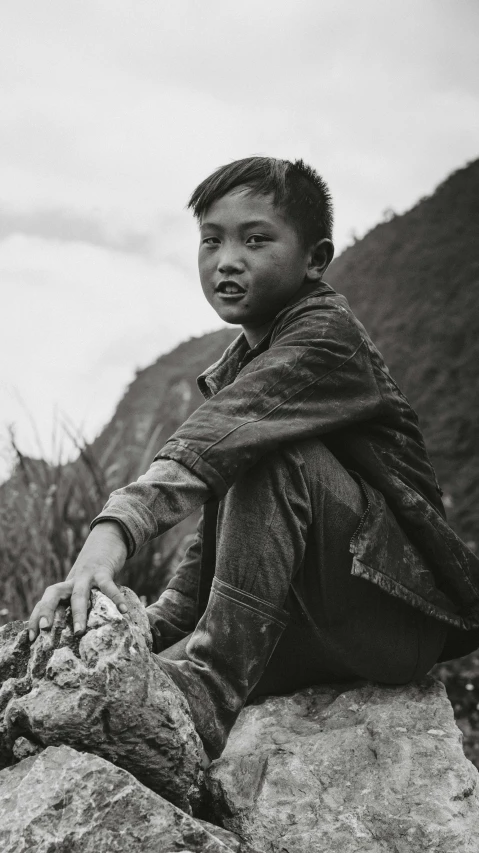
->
<box><xmin>198</xmin><ymin>819</ymin><xmax>263</xmax><ymax>853</ymax></box>
<box><xmin>11</xmin><ymin>736</ymin><xmax>43</xmax><ymax>762</ymax></box>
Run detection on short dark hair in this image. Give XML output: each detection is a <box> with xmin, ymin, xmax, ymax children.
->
<box><xmin>187</xmin><ymin>156</ymin><xmax>333</xmax><ymax>247</ymax></box>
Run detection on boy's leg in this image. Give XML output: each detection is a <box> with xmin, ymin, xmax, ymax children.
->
<box><xmin>245</xmin><ymin>440</ymin><xmax>448</xmax><ymax>699</ymax></box>
<box><xmin>159</xmin><ymin>438</ymin><xmax>447</xmax><ymax>756</ymax></box>
<box><xmin>210</xmin><ymin>438</ymin><xmax>445</xmax><ymax>698</ymax></box>
<box><xmin>158</xmin><ymin>444</ymin><xmax>313</xmax><ymax>758</ymax></box>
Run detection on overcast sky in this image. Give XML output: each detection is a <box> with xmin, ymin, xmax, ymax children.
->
<box><xmin>1</xmin><ymin>0</ymin><xmax>478</xmax><ymax>478</ymax></box>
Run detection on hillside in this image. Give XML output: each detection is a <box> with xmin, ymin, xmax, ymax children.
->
<box><xmin>327</xmin><ymin>159</ymin><xmax>479</xmax><ymax>548</ymax></box>
<box><xmin>89</xmin><ymin>327</ymin><xmax>237</xmax><ymax>488</ymax></box>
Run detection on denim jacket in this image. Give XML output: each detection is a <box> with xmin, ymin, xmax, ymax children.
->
<box><xmin>154</xmin><ymin>280</ymin><xmax>479</xmax><ymax>656</ymax></box>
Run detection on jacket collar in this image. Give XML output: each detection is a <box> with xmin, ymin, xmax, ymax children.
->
<box><xmin>197</xmin><ymin>280</ymin><xmax>335</xmax><ymax>399</ymax></box>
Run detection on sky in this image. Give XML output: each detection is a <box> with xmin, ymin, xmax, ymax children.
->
<box><xmin>1</xmin><ymin>0</ymin><xmax>478</xmax><ymax>479</ymax></box>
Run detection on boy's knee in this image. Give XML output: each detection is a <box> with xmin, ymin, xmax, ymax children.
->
<box><xmin>237</xmin><ymin>438</ymin><xmax>341</xmax><ymax>491</ymax></box>
<box><xmin>284</xmin><ymin>437</ymin><xmax>338</xmax><ymax>472</ymax></box>
<box><xmin>280</xmin><ymin>438</ymin><xmax>364</xmax><ymax>515</ymax></box>
<box><xmin>226</xmin><ymin>438</ymin><xmax>357</xmax><ymax>515</ymax></box>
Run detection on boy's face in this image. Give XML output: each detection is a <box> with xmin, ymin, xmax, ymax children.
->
<box><xmin>198</xmin><ymin>187</ymin><xmax>319</xmax><ymax>347</ymax></box>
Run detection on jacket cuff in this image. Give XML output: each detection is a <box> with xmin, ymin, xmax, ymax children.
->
<box><xmin>155</xmin><ymin>440</ymin><xmax>230</xmax><ymax>497</ymax></box>
<box><xmin>89</xmin><ymin>516</ymin><xmax>135</xmax><ymax>558</ymax></box>
<box><xmin>90</xmin><ymin>496</ymin><xmax>159</xmax><ymax>558</ymax></box>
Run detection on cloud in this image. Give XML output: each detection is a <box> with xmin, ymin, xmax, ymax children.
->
<box><xmin>1</xmin><ymin>0</ymin><xmax>477</xmax><ymax>247</ymax></box>
<box><xmin>0</xmin><ymin>207</ymin><xmax>151</xmax><ymax>255</ymax></box>
<box><xmin>0</xmin><ymin>0</ymin><xmax>478</xmax><ymax>477</ymax></box>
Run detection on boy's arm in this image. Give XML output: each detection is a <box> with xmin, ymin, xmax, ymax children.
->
<box><xmin>146</xmin><ymin>512</ymin><xmax>204</xmax><ymax>652</ymax></box>
<box><xmin>91</xmin><ymin>457</ymin><xmax>211</xmax><ymax>557</ymax></box>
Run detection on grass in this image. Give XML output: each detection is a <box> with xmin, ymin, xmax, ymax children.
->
<box><xmin>0</xmin><ymin>423</ymin><xmax>190</xmax><ymax>625</ymax></box>
<box><xmin>0</xmin><ymin>424</ymin><xmax>107</xmax><ymax>623</ymax></box>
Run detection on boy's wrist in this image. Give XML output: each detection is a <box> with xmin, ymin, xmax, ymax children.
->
<box><xmin>90</xmin><ymin>517</ymin><xmax>134</xmax><ymax>557</ymax></box>
<box><xmin>91</xmin><ymin>519</ymin><xmax>129</xmax><ymax>545</ymax></box>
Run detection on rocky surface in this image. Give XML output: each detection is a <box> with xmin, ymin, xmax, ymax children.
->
<box><xmin>205</xmin><ymin>678</ymin><xmax>479</xmax><ymax>853</ymax></box>
<box><xmin>2</xmin><ymin>595</ymin><xmax>479</xmax><ymax>851</ymax></box>
<box><xmin>0</xmin><ymin>588</ymin><xmax>203</xmax><ymax>813</ymax></box>
<box><xmin>0</xmin><ymin>744</ymin><xmax>244</xmax><ymax>853</ymax></box>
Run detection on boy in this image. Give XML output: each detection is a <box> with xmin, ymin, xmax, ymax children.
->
<box><xmin>29</xmin><ymin>157</ymin><xmax>479</xmax><ymax>761</ymax></box>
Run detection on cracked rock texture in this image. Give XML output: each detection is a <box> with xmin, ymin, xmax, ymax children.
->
<box><xmin>0</xmin><ymin>744</ymin><xmax>241</xmax><ymax>853</ymax></box>
<box><xmin>204</xmin><ymin>678</ymin><xmax>479</xmax><ymax>853</ymax></box>
<box><xmin>0</xmin><ymin>589</ymin><xmax>203</xmax><ymax>813</ymax></box>
<box><xmin>2</xmin><ymin>600</ymin><xmax>479</xmax><ymax>851</ymax></box>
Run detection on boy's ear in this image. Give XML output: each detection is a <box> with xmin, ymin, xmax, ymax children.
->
<box><xmin>306</xmin><ymin>238</ymin><xmax>335</xmax><ymax>280</ymax></box>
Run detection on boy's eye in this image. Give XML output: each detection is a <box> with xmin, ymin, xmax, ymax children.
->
<box><xmin>202</xmin><ymin>237</ymin><xmax>220</xmax><ymax>246</ymax></box>
<box><xmin>246</xmin><ymin>234</ymin><xmax>270</xmax><ymax>245</ymax></box>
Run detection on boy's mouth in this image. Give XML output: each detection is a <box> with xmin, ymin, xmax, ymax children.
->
<box><xmin>215</xmin><ymin>281</ymin><xmax>247</xmax><ymax>300</ymax></box>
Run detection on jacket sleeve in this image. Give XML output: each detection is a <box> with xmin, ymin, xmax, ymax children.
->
<box><xmin>146</xmin><ymin>512</ymin><xmax>204</xmax><ymax>652</ymax></box>
<box><xmin>91</xmin><ymin>457</ymin><xmax>211</xmax><ymax>556</ymax></box>
<box><xmin>155</xmin><ymin>300</ymin><xmax>384</xmax><ymax>495</ymax></box>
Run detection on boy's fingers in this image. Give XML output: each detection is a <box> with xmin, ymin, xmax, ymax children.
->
<box><xmin>28</xmin><ymin>573</ymin><xmax>126</xmax><ymax>644</ymax></box>
<box><xmin>70</xmin><ymin>582</ymin><xmax>93</xmax><ymax>635</ymax></box>
<box><xmin>28</xmin><ymin>581</ymin><xmax>73</xmax><ymax>642</ymax></box>
<box><xmin>96</xmin><ymin>577</ymin><xmax>128</xmax><ymax>615</ymax></box>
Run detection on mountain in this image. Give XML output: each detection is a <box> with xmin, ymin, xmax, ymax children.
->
<box><xmin>89</xmin><ymin>327</ymin><xmax>237</xmax><ymax>488</ymax></box>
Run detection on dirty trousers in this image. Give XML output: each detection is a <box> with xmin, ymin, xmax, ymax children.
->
<box><xmin>159</xmin><ymin>439</ymin><xmax>447</xmax><ymax>700</ymax></box>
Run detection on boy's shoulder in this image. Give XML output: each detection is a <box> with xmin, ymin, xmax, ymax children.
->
<box><xmin>271</xmin><ymin>281</ymin><xmax>364</xmax><ymax>346</ymax></box>
<box><xmin>271</xmin><ymin>281</ymin><xmax>399</xmax><ymax>387</ymax></box>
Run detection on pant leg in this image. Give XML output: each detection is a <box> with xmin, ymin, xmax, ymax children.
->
<box><xmin>293</xmin><ymin>439</ymin><xmax>447</xmax><ymax>686</ymax></box>
<box><xmin>146</xmin><ymin>514</ymin><xmax>204</xmax><ymax>651</ymax></box>
<box><xmin>163</xmin><ymin>438</ymin><xmax>446</xmax><ymax>695</ymax></box>
<box><xmin>213</xmin><ymin>438</ymin><xmax>446</xmax><ymax>696</ymax></box>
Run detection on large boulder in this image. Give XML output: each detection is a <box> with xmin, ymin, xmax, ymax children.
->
<box><xmin>0</xmin><ymin>744</ymin><xmax>247</xmax><ymax>853</ymax></box>
<box><xmin>205</xmin><ymin>679</ymin><xmax>479</xmax><ymax>852</ymax></box>
<box><xmin>0</xmin><ymin>589</ymin><xmax>203</xmax><ymax>813</ymax></box>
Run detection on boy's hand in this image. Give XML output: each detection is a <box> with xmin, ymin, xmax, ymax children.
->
<box><xmin>28</xmin><ymin>521</ymin><xmax>129</xmax><ymax>642</ymax></box>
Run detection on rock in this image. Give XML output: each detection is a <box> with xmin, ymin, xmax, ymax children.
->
<box><xmin>0</xmin><ymin>621</ymin><xmax>30</xmax><ymax>683</ymax></box>
<box><xmin>11</xmin><ymin>735</ymin><xmax>43</xmax><ymax>762</ymax></box>
<box><xmin>205</xmin><ymin>678</ymin><xmax>479</xmax><ymax>852</ymax></box>
<box><xmin>0</xmin><ymin>621</ymin><xmax>31</xmax><ymax>767</ymax></box>
<box><xmin>3</xmin><ymin>600</ymin><xmax>477</xmax><ymax>850</ymax></box>
<box><xmin>0</xmin><ymin>589</ymin><xmax>203</xmax><ymax>813</ymax></box>
<box><xmin>0</xmin><ymin>744</ymin><xmax>239</xmax><ymax>853</ymax></box>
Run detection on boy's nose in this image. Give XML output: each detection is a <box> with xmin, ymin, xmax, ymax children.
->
<box><xmin>217</xmin><ymin>251</ymin><xmax>245</xmax><ymax>275</ymax></box>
